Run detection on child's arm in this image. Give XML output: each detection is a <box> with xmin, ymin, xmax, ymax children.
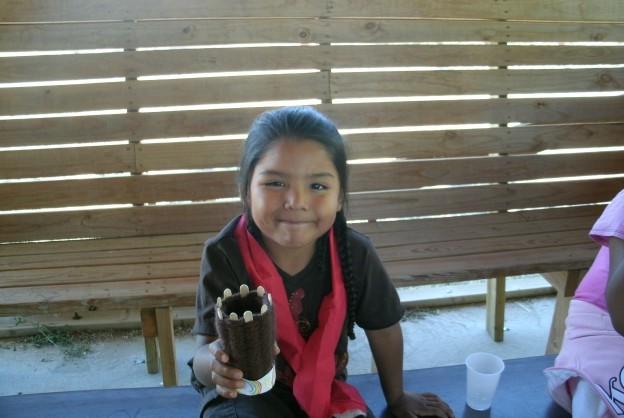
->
<box><xmin>192</xmin><ymin>334</ymin><xmax>245</xmax><ymax>398</ymax></box>
<box><xmin>607</xmin><ymin>236</ymin><xmax>624</xmax><ymax>336</ymax></box>
<box><xmin>365</xmin><ymin>323</ymin><xmax>455</xmax><ymax>418</ymax></box>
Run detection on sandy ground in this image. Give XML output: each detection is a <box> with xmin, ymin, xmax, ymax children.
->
<box><xmin>0</xmin><ymin>294</ymin><xmax>556</xmax><ymax>397</ymax></box>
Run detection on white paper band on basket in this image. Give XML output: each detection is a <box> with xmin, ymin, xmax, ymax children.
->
<box><xmin>237</xmin><ymin>365</ymin><xmax>276</xmax><ymax>396</ymax></box>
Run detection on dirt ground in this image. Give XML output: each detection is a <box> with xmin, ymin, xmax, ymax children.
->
<box><xmin>0</xmin><ymin>295</ymin><xmax>556</xmax><ymax>397</ymax></box>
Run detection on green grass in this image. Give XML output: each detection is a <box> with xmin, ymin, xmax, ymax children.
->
<box><xmin>22</xmin><ymin>323</ymin><xmax>94</xmax><ymax>358</ymax></box>
<box><xmin>401</xmin><ymin>306</ymin><xmax>439</xmax><ymax>322</ymax></box>
<box><xmin>9</xmin><ymin>317</ymin><xmax>194</xmax><ymax>359</ymax></box>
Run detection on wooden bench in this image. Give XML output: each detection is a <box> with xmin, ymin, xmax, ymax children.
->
<box><xmin>1</xmin><ymin>0</ymin><xmax>623</xmax><ymax>387</ymax></box>
<box><xmin>0</xmin><ymin>355</ymin><xmax>570</xmax><ymax>418</ymax></box>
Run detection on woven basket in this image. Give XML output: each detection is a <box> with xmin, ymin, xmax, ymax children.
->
<box><xmin>215</xmin><ymin>285</ymin><xmax>275</xmax><ymax>382</ymax></box>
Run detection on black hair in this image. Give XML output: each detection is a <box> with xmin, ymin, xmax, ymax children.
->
<box><xmin>238</xmin><ymin>106</ymin><xmax>357</xmax><ymax>339</ymax></box>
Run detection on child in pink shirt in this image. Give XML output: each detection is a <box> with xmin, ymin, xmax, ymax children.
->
<box><xmin>545</xmin><ymin>189</ymin><xmax>624</xmax><ymax>417</ymax></box>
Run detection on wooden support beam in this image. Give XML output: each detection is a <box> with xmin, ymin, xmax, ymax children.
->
<box><xmin>140</xmin><ymin>308</ymin><xmax>160</xmax><ymax>374</ymax></box>
<box><xmin>486</xmin><ymin>276</ymin><xmax>506</xmax><ymax>342</ymax></box>
<box><xmin>542</xmin><ymin>270</ymin><xmax>585</xmax><ymax>355</ymax></box>
<box><xmin>155</xmin><ymin>307</ymin><xmax>179</xmax><ymax>386</ymax></box>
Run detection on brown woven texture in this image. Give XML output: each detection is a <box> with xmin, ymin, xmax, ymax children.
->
<box><xmin>215</xmin><ymin>289</ymin><xmax>275</xmax><ymax>381</ymax></box>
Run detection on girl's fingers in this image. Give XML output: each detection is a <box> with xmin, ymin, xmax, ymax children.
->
<box><xmin>211</xmin><ymin>362</ymin><xmax>244</xmax><ymax>398</ymax></box>
<box><xmin>212</xmin><ymin>371</ymin><xmax>243</xmax><ymax>398</ymax></box>
<box><xmin>207</xmin><ymin>338</ymin><xmax>244</xmax><ymax>397</ymax></box>
<box><xmin>420</xmin><ymin>393</ymin><xmax>455</xmax><ymax>417</ymax></box>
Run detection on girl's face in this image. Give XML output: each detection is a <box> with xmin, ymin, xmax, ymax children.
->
<box><xmin>248</xmin><ymin>138</ymin><xmax>343</xmax><ymax>259</ymax></box>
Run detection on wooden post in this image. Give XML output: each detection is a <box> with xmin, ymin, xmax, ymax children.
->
<box><xmin>542</xmin><ymin>270</ymin><xmax>585</xmax><ymax>355</ymax></box>
<box><xmin>155</xmin><ymin>306</ymin><xmax>179</xmax><ymax>386</ymax></box>
<box><xmin>486</xmin><ymin>276</ymin><xmax>506</xmax><ymax>342</ymax></box>
<box><xmin>140</xmin><ymin>308</ymin><xmax>159</xmax><ymax>374</ymax></box>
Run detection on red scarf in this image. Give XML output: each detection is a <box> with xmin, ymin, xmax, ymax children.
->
<box><xmin>234</xmin><ymin>215</ymin><xmax>366</xmax><ymax>418</ymax></box>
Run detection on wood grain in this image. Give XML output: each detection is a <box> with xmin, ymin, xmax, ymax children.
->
<box><xmin>1</xmin><ymin>1</ymin><xmax>623</xmax><ymax>350</ymax></box>
<box><xmin>1</xmin><ymin>0</ymin><xmax>620</xmax><ymax>22</ymax></box>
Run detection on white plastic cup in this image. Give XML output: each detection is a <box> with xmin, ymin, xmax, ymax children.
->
<box><xmin>465</xmin><ymin>352</ymin><xmax>505</xmax><ymax>411</ymax></box>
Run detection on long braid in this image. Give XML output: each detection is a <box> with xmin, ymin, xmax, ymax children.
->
<box><xmin>334</xmin><ymin>211</ymin><xmax>357</xmax><ymax>340</ymax></box>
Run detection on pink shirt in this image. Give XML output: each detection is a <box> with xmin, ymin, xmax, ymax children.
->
<box><xmin>574</xmin><ymin>189</ymin><xmax>624</xmax><ymax>311</ymax></box>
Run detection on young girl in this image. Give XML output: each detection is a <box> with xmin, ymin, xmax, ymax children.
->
<box><xmin>545</xmin><ymin>188</ymin><xmax>624</xmax><ymax>417</ymax></box>
<box><xmin>189</xmin><ymin>106</ymin><xmax>455</xmax><ymax>418</ymax></box>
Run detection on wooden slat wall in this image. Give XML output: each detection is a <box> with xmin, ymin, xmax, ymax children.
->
<box><xmin>0</xmin><ymin>0</ymin><xmax>622</xmax><ymax>21</ymax></box>
<box><xmin>1</xmin><ymin>0</ymin><xmax>623</xmax><ymax>246</ymax></box>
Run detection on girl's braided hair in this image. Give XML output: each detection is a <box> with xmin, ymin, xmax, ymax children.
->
<box><xmin>238</xmin><ymin>106</ymin><xmax>357</xmax><ymax>340</ymax></box>
<box><xmin>333</xmin><ymin>210</ymin><xmax>357</xmax><ymax>340</ymax></box>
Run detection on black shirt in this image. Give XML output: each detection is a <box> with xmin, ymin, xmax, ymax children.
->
<box><xmin>193</xmin><ymin>215</ymin><xmax>405</xmax><ymax>384</ymax></box>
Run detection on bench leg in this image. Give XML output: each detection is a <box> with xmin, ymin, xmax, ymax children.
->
<box><xmin>486</xmin><ymin>276</ymin><xmax>506</xmax><ymax>342</ymax></box>
<box><xmin>155</xmin><ymin>306</ymin><xmax>179</xmax><ymax>386</ymax></box>
<box><xmin>542</xmin><ymin>270</ymin><xmax>585</xmax><ymax>355</ymax></box>
<box><xmin>546</xmin><ymin>291</ymin><xmax>571</xmax><ymax>355</ymax></box>
<box><xmin>140</xmin><ymin>307</ymin><xmax>180</xmax><ymax>386</ymax></box>
<box><xmin>140</xmin><ymin>308</ymin><xmax>160</xmax><ymax>374</ymax></box>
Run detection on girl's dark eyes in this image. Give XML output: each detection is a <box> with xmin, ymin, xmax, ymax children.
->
<box><xmin>264</xmin><ymin>181</ymin><xmax>285</xmax><ymax>187</ymax></box>
<box><xmin>311</xmin><ymin>183</ymin><xmax>328</xmax><ymax>190</ymax></box>
<box><xmin>263</xmin><ymin>181</ymin><xmax>328</xmax><ymax>190</ymax></box>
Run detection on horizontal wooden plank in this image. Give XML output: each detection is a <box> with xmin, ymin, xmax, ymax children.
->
<box><xmin>0</xmin><ymin>205</ymin><xmax>602</xmax><ymax>282</ymax></box>
<box><xmin>0</xmin><ymin>258</ymin><xmax>199</xmax><ymax>289</ymax></box>
<box><xmin>1</xmin><ymin>142</ymin><xmax>241</xmax><ymax>181</ymax></box>
<box><xmin>2</xmin><ymin>98</ymin><xmax>623</xmax><ymax>148</ymax></box>
<box><xmin>0</xmin><ymin>201</ymin><xmax>242</xmax><ymax>243</ymax></box>
<box><xmin>0</xmin><ymin>232</ymin><xmax>208</xmax><ymax>260</ymax></box>
<box><xmin>0</xmin><ymin>171</ymin><xmax>240</xmax><ymax>211</ymax></box>
<box><xmin>0</xmin><ymin>243</ymin><xmax>202</xmax><ymax>273</ymax></box>
<box><xmin>357</xmin><ymin>205</ymin><xmax>604</xmax><ymax>281</ymax></box>
<box><xmin>1</xmin><ymin>0</ymin><xmax>621</xmax><ymax>22</ymax></box>
<box><xmin>3</xmin><ymin>120</ymin><xmax>621</xmax><ymax>164</ymax></box>
<box><xmin>1</xmin><ymin>19</ymin><xmax>313</xmax><ymax>51</ymax></box>
<box><xmin>387</xmin><ymin>244</ymin><xmax>599</xmax><ymax>284</ymax></box>
<box><xmin>349</xmin><ymin>150</ymin><xmax>624</xmax><ymax>193</ymax></box>
<box><xmin>1</xmin><ymin>72</ymin><xmax>329</xmax><ymax>116</ymax></box>
<box><xmin>376</xmin><ymin>224</ymin><xmax>591</xmax><ymax>265</ymax></box>
<box><xmin>494</xmin><ymin>0</ymin><xmax>624</xmax><ymax>23</ymax></box>
<box><xmin>4</xmin><ymin>67</ymin><xmax>622</xmax><ymax>119</ymax></box>
<box><xmin>0</xmin><ymin>205</ymin><xmax>613</xmax><ymax>318</ymax></box>
<box><xmin>331</xmin><ymin>68</ymin><xmax>624</xmax><ymax>99</ymax></box>
<box><xmin>320</xmin><ymin>97</ymin><xmax>624</xmax><ymax>129</ymax></box>
<box><xmin>328</xmin><ymin>44</ymin><xmax>624</xmax><ymax>69</ymax></box>
<box><xmin>0</xmin><ymin>0</ymin><xmax>326</xmax><ymax>22</ymax></box>
<box><xmin>380</xmin><ymin>233</ymin><xmax>592</xmax><ymax>281</ymax></box>
<box><xmin>324</xmin><ymin>97</ymin><xmax>624</xmax><ymax>129</ymax></box>
<box><xmin>347</xmin><ymin>177</ymin><xmax>623</xmax><ymax>221</ymax></box>
<box><xmin>0</xmin><ymin>206</ymin><xmax>605</xmax><ymax>314</ymax></box>
<box><xmin>0</xmin><ymin>142</ymin><xmax>240</xmax><ymax>181</ymax></box>
<box><xmin>4</xmin><ymin>44</ymin><xmax>624</xmax><ymax>84</ymax></box>
<box><xmin>504</xmin><ymin>96</ymin><xmax>624</xmax><ymax>125</ymax></box>
<box><xmin>0</xmin><ymin>144</ymin><xmax>135</xmax><ymax>179</ymax></box>
<box><xmin>0</xmin><ymin>46</ymin><xmax>331</xmax><ymax>84</ymax></box>
<box><xmin>346</xmin><ymin>123</ymin><xmax>624</xmax><ymax>160</ymax></box>
<box><xmin>136</xmin><ymin>140</ymin><xmax>242</xmax><ymax>172</ymax></box>
<box><xmin>0</xmin><ymin>107</ymin><xmax>260</xmax><ymax>147</ymax></box>
<box><xmin>0</xmin><ymin>225</ymin><xmax>591</xmax><ymax>289</ymax></box>
<box><xmin>2</xmin><ymin>176</ymin><xmax>620</xmax><ymax>243</ymax></box>
<box><xmin>3</xmin><ymin>19</ymin><xmax>622</xmax><ymax>52</ymax></box>
<box><xmin>325</xmin><ymin>0</ymin><xmax>624</xmax><ymax>22</ymax></box>
<box><xmin>0</xmin><ymin>277</ymin><xmax>198</xmax><ymax>315</ymax></box>
<box><xmin>356</xmin><ymin>204</ymin><xmax>604</xmax><ymax>247</ymax></box>
<box><xmin>4</xmin><ymin>149</ymin><xmax>621</xmax><ymax>211</ymax></box>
